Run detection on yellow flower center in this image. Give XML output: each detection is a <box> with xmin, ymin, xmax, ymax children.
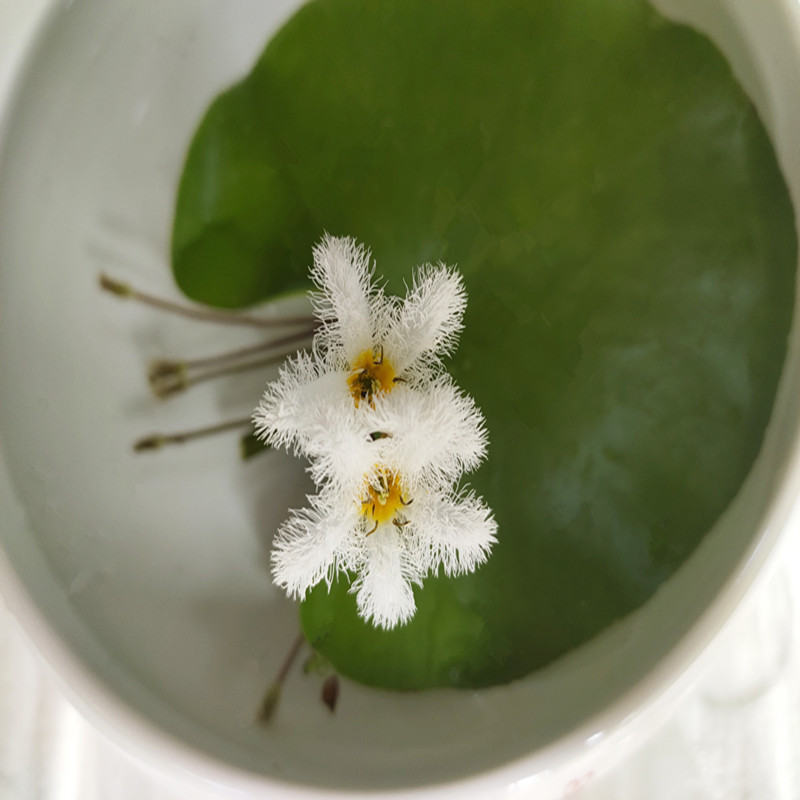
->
<box><xmin>361</xmin><ymin>470</ymin><xmax>411</xmax><ymax>534</ymax></box>
<box><xmin>347</xmin><ymin>345</ymin><xmax>396</xmax><ymax>406</ymax></box>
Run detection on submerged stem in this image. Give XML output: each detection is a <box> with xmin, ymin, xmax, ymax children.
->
<box><xmin>176</xmin><ymin>327</ymin><xmax>314</xmax><ymax>372</ymax></box>
<box><xmin>99</xmin><ymin>274</ymin><xmax>314</xmax><ymax>329</ymax></box>
<box><xmin>257</xmin><ymin>634</ymin><xmax>305</xmax><ymax>724</ymax></box>
<box><xmin>149</xmin><ymin>351</ymin><xmax>295</xmax><ymax>399</ymax></box>
<box><xmin>147</xmin><ymin>327</ymin><xmax>315</xmax><ymax>397</ymax></box>
<box><xmin>133</xmin><ymin>417</ymin><xmax>252</xmax><ymax>452</ymax></box>
<box><xmin>188</xmin><ymin>353</ymin><xmax>292</xmax><ymax>388</ymax></box>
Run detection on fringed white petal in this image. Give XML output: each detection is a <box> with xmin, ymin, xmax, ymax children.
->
<box><xmin>252</xmin><ymin>351</ymin><xmax>350</xmax><ymax>454</ymax></box>
<box><xmin>270</xmin><ymin>494</ymin><xmax>360</xmax><ymax>599</ymax></box>
<box><xmin>350</xmin><ymin>525</ymin><xmax>419</xmax><ymax>629</ymax></box>
<box><xmin>383</xmin><ymin>264</ymin><xmax>467</xmax><ymax>377</ymax></box>
<box><xmin>309</xmin><ymin>235</ymin><xmax>377</xmax><ymax>363</ymax></box>
<box><xmin>365</xmin><ymin>381</ymin><xmax>488</xmax><ymax>486</ymax></box>
<box><xmin>411</xmin><ymin>488</ymin><xmax>497</xmax><ymax>577</ymax></box>
<box><xmin>259</xmin><ymin>236</ymin><xmax>497</xmax><ymax>629</ymax></box>
<box><xmin>304</xmin><ymin>402</ymin><xmax>376</xmax><ymax>497</ymax></box>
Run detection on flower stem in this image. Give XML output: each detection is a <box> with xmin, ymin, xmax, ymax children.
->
<box><xmin>160</xmin><ymin>327</ymin><xmax>314</xmax><ymax>374</ymax></box>
<box><xmin>190</xmin><ymin>354</ymin><xmax>293</xmax><ymax>384</ymax></box>
<box><xmin>99</xmin><ymin>274</ymin><xmax>314</xmax><ymax>328</ymax></box>
<box><xmin>149</xmin><ymin>351</ymin><xmax>296</xmax><ymax>399</ymax></box>
<box><xmin>133</xmin><ymin>417</ymin><xmax>252</xmax><ymax>452</ymax></box>
<box><xmin>257</xmin><ymin>634</ymin><xmax>305</xmax><ymax>724</ymax></box>
<box><xmin>147</xmin><ymin>326</ymin><xmax>314</xmax><ymax>398</ymax></box>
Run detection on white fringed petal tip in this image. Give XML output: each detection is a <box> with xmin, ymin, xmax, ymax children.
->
<box><xmin>271</xmin><ymin>483</ymin><xmax>496</xmax><ymax>629</ymax></box>
<box><xmin>253</xmin><ymin>235</ymin><xmax>496</xmax><ymax>629</ymax></box>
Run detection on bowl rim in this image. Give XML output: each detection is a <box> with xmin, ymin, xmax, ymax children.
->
<box><xmin>1</xmin><ymin>0</ymin><xmax>800</xmax><ymax>796</ymax></box>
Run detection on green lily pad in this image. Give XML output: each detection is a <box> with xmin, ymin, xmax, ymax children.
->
<box><xmin>171</xmin><ymin>0</ymin><xmax>796</xmax><ymax>689</ymax></box>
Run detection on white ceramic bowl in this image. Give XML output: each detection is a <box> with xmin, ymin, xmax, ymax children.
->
<box><xmin>0</xmin><ymin>1</ymin><xmax>799</xmax><ymax>797</ymax></box>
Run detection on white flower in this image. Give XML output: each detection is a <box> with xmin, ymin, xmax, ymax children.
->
<box><xmin>253</xmin><ymin>234</ymin><xmax>496</xmax><ymax>629</ymax></box>
<box><xmin>277</xmin><ymin>375</ymin><xmax>490</xmax><ymax>501</ymax></box>
<box><xmin>254</xmin><ymin>234</ymin><xmax>467</xmax><ymax>466</ymax></box>
<box><xmin>271</xmin><ymin>470</ymin><xmax>496</xmax><ymax>629</ymax></box>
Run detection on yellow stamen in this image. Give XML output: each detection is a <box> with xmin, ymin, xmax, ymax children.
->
<box><xmin>347</xmin><ymin>345</ymin><xmax>396</xmax><ymax>406</ymax></box>
<box><xmin>361</xmin><ymin>470</ymin><xmax>408</xmax><ymax>531</ymax></box>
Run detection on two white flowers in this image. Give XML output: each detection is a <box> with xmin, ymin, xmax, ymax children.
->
<box><xmin>253</xmin><ymin>235</ymin><xmax>497</xmax><ymax>629</ymax></box>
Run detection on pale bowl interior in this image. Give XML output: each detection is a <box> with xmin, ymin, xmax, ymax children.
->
<box><xmin>0</xmin><ymin>0</ymin><xmax>799</xmax><ymax>795</ymax></box>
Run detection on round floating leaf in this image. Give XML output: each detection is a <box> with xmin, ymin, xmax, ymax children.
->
<box><xmin>171</xmin><ymin>0</ymin><xmax>796</xmax><ymax>689</ymax></box>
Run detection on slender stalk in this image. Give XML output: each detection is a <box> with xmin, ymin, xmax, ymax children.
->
<box><xmin>188</xmin><ymin>353</ymin><xmax>292</xmax><ymax>385</ymax></box>
<box><xmin>257</xmin><ymin>634</ymin><xmax>305</xmax><ymax>724</ymax></box>
<box><xmin>133</xmin><ymin>417</ymin><xmax>252</xmax><ymax>452</ymax></box>
<box><xmin>179</xmin><ymin>327</ymin><xmax>313</xmax><ymax>371</ymax></box>
<box><xmin>148</xmin><ymin>327</ymin><xmax>314</xmax><ymax>385</ymax></box>
<box><xmin>149</xmin><ymin>351</ymin><xmax>294</xmax><ymax>399</ymax></box>
<box><xmin>99</xmin><ymin>274</ymin><xmax>314</xmax><ymax>329</ymax></box>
